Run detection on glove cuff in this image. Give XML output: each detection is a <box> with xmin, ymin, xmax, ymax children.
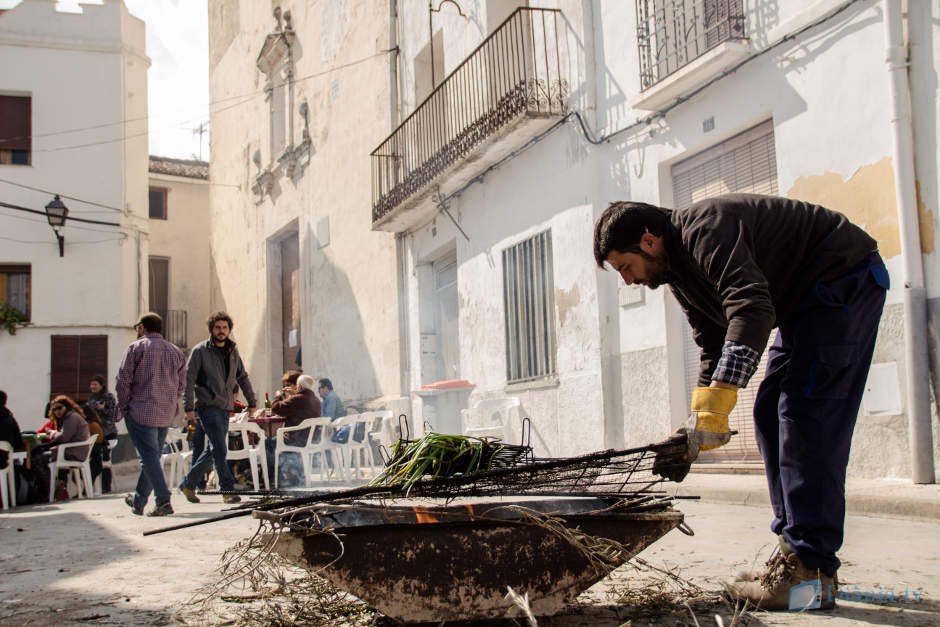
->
<box><xmin>691</xmin><ymin>386</ymin><xmax>738</xmax><ymax>413</ymax></box>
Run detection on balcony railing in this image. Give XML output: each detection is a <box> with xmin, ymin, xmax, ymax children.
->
<box><xmin>371</xmin><ymin>7</ymin><xmax>567</xmax><ymax>225</ymax></box>
<box><xmin>636</xmin><ymin>0</ymin><xmax>746</xmax><ymax>90</ymax></box>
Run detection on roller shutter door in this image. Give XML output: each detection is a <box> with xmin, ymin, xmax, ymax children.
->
<box><xmin>671</xmin><ymin>119</ymin><xmax>777</xmax><ymax>462</ymax></box>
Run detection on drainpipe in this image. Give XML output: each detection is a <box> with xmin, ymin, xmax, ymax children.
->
<box><xmin>884</xmin><ymin>0</ymin><xmax>935</xmax><ymax>483</ymax></box>
<box><xmin>390</xmin><ymin>0</ymin><xmax>410</xmax><ymax>396</ymax></box>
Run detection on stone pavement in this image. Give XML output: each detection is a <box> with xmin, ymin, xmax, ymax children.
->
<box><xmin>0</xmin><ymin>465</ymin><xmax>936</xmax><ymax>625</ymax></box>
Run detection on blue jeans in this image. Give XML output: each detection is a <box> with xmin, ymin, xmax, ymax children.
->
<box><xmin>124</xmin><ymin>415</ymin><xmax>171</xmax><ymax>508</ymax></box>
<box><xmin>190</xmin><ymin>420</ymin><xmax>207</xmax><ymax>489</ymax></box>
<box><xmin>754</xmin><ymin>252</ymin><xmax>888</xmax><ymax>576</ymax></box>
<box><xmin>183</xmin><ymin>406</ymin><xmax>236</xmax><ymax>491</ymax></box>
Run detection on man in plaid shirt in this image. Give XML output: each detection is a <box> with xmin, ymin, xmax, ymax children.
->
<box><xmin>594</xmin><ymin>194</ymin><xmax>887</xmax><ymax>611</ymax></box>
<box><xmin>116</xmin><ymin>312</ymin><xmax>186</xmax><ymax>516</ymax></box>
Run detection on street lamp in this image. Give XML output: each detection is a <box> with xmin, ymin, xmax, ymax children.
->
<box><xmin>44</xmin><ymin>194</ymin><xmax>68</xmax><ymax>257</ymax></box>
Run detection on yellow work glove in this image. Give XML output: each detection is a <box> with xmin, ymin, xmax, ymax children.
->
<box><xmin>689</xmin><ymin>386</ymin><xmax>736</xmax><ymax>451</ymax></box>
<box><xmin>653</xmin><ymin>386</ymin><xmax>737</xmax><ymax>482</ymax></box>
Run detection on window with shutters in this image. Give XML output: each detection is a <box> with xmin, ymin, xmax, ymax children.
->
<box><xmin>502</xmin><ymin>230</ymin><xmax>557</xmax><ymax>383</ymax></box>
<box><xmin>0</xmin><ymin>264</ymin><xmax>30</xmax><ymax>321</ymax></box>
<box><xmin>670</xmin><ymin>119</ymin><xmax>777</xmax><ymax>463</ymax></box>
<box><xmin>50</xmin><ymin>335</ymin><xmax>108</xmax><ymax>404</ymax></box>
<box><xmin>636</xmin><ymin>0</ymin><xmax>746</xmax><ymax>90</ymax></box>
<box><xmin>0</xmin><ymin>94</ymin><xmax>31</xmax><ymax>165</ymax></box>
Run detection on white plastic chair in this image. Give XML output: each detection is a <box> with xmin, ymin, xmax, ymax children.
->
<box><xmin>226</xmin><ymin>421</ymin><xmax>270</xmax><ymax>490</ymax></box>
<box><xmin>369</xmin><ymin>413</ymin><xmax>402</xmax><ymax>468</ymax></box>
<box><xmin>48</xmin><ymin>434</ymin><xmax>99</xmax><ymax>502</ymax></box>
<box><xmin>461</xmin><ymin>397</ymin><xmax>521</xmax><ymax>442</ymax></box>
<box><xmin>359</xmin><ymin>410</ymin><xmax>394</xmax><ymax>473</ymax></box>
<box><xmin>333</xmin><ymin>413</ymin><xmax>381</xmax><ymax>481</ymax></box>
<box><xmin>273</xmin><ymin>416</ymin><xmax>333</xmax><ymax>488</ymax></box>
<box><xmin>160</xmin><ymin>439</ymin><xmax>182</xmax><ymax>488</ymax></box>
<box><xmin>0</xmin><ymin>442</ymin><xmax>15</xmax><ymax>509</ymax></box>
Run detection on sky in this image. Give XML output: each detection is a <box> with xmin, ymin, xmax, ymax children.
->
<box><xmin>0</xmin><ymin>0</ymin><xmax>210</xmax><ymax>161</ymax></box>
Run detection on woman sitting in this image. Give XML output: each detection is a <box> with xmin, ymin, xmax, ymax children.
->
<box><xmin>39</xmin><ymin>396</ymin><xmax>91</xmax><ymax>500</ymax></box>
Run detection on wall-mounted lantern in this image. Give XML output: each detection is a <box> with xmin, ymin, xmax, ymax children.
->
<box><xmin>44</xmin><ymin>194</ymin><xmax>68</xmax><ymax>257</ymax></box>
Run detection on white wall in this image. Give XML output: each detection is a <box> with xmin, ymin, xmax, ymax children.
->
<box><xmin>208</xmin><ymin>1</ymin><xmax>403</xmax><ymax>404</ymax></box>
<box><xmin>392</xmin><ymin>0</ymin><xmax>937</xmax><ymax>475</ymax></box>
<box><xmin>147</xmin><ymin>171</ymin><xmax>210</xmax><ymax>350</ymax></box>
<box><xmin>0</xmin><ymin>0</ymin><xmax>149</xmax><ymax>428</ymax></box>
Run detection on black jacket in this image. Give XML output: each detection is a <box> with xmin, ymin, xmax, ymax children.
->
<box><xmin>665</xmin><ymin>193</ymin><xmax>878</xmax><ymax>385</ymax></box>
<box><xmin>183</xmin><ymin>339</ymin><xmax>257</xmax><ymax>412</ymax></box>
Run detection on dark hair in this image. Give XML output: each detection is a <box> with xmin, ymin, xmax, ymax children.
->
<box><xmin>90</xmin><ymin>374</ymin><xmax>107</xmax><ymax>389</ymax></box>
<box><xmin>0</xmin><ymin>390</ymin><xmax>6</xmax><ymax>406</ymax></box>
<box><xmin>318</xmin><ymin>378</ymin><xmax>333</xmax><ymax>391</ymax></box>
<box><xmin>281</xmin><ymin>369</ymin><xmax>302</xmax><ymax>386</ymax></box>
<box><xmin>49</xmin><ymin>395</ymin><xmax>85</xmax><ymax>420</ymax></box>
<box><xmin>206</xmin><ymin>311</ymin><xmax>234</xmax><ymax>332</ymax></box>
<box><xmin>593</xmin><ymin>201</ymin><xmax>671</xmax><ymax>268</ymax></box>
<box><xmin>137</xmin><ymin>312</ymin><xmax>163</xmax><ymax>333</ymax></box>
<box><xmin>84</xmin><ymin>404</ymin><xmax>101</xmax><ymax>424</ymax></box>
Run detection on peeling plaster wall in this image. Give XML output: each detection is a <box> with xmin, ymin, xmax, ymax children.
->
<box><xmin>207</xmin><ymin>1</ymin><xmax>402</xmax><ymax>404</ymax></box>
<box><xmin>370</xmin><ymin>0</ymin><xmax>936</xmax><ymax>474</ymax></box>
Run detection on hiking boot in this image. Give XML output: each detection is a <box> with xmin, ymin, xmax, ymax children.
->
<box><xmin>734</xmin><ymin>537</ymin><xmax>791</xmax><ymax>581</ymax></box>
<box><xmin>124</xmin><ymin>494</ymin><xmax>143</xmax><ymax>516</ymax></box>
<box><xmin>179</xmin><ymin>483</ymin><xmax>200</xmax><ymax>503</ymax></box>
<box><xmin>222</xmin><ymin>494</ymin><xmax>241</xmax><ymax>504</ymax></box>
<box><xmin>147</xmin><ymin>501</ymin><xmax>174</xmax><ymax>517</ymax></box>
<box><xmin>728</xmin><ymin>553</ymin><xmax>837</xmax><ymax>611</ymax></box>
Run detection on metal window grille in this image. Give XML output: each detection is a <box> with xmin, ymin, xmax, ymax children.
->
<box><xmin>636</xmin><ymin>0</ymin><xmax>746</xmax><ymax>90</ymax></box>
<box><xmin>502</xmin><ymin>230</ymin><xmax>557</xmax><ymax>383</ymax></box>
<box><xmin>165</xmin><ymin>309</ymin><xmax>188</xmax><ymax>349</ymax></box>
<box><xmin>671</xmin><ymin>119</ymin><xmax>777</xmax><ymax>463</ymax></box>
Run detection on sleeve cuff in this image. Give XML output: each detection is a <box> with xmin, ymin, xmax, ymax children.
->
<box><xmin>711</xmin><ymin>340</ymin><xmax>760</xmax><ymax>388</ymax></box>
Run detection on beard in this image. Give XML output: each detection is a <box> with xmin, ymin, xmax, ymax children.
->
<box><xmin>636</xmin><ymin>248</ymin><xmax>670</xmax><ymax>289</ymax></box>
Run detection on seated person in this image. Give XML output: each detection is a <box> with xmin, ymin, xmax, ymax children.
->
<box><xmin>36</xmin><ymin>396</ymin><xmax>91</xmax><ymax>500</ymax></box>
<box><xmin>274</xmin><ymin>370</ymin><xmax>303</xmax><ymax>400</ymax></box>
<box><xmin>44</xmin><ymin>396</ymin><xmax>91</xmax><ymax>459</ymax></box>
<box><xmin>0</xmin><ymin>390</ymin><xmax>25</xmax><ymax>469</ymax></box>
<box><xmin>266</xmin><ymin>374</ymin><xmax>321</xmax><ymax>486</ymax></box>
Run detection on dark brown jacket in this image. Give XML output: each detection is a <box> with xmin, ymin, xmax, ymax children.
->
<box><xmin>271</xmin><ymin>388</ymin><xmax>321</xmax><ymax>444</ymax></box>
<box><xmin>665</xmin><ymin>194</ymin><xmax>878</xmax><ymax>385</ymax></box>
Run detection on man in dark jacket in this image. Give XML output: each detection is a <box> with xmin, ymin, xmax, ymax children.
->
<box><xmin>594</xmin><ymin>193</ymin><xmax>888</xmax><ymax>611</ymax></box>
<box><xmin>179</xmin><ymin>311</ymin><xmax>256</xmax><ymax>504</ymax></box>
<box><xmin>266</xmin><ymin>374</ymin><xmax>321</xmax><ymax>482</ymax></box>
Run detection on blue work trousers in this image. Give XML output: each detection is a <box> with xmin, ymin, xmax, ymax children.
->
<box><xmin>753</xmin><ymin>252</ymin><xmax>888</xmax><ymax>576</ymax></box>
<box><xmin>182</xmin><ymin>406</ymin><xmax>236</xmax><ymax>491</ymax></box>
<box><xmin>124</xmin><ymin>415</ymin><xmax>171</xmax><ymax>508</ymax></box>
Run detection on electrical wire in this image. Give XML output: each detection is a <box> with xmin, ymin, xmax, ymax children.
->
<box><xmin>0</xmin><ymin>200</ymin><xmax>120</xmax><ymax>226</ymax></box>
<box><xmin>0</xmin><ymin>177</ymin><xmax>124</xmax><ymax>213</ymax></box>
<box><xmin>1</xmin><ymin>49</ymin><xmax>393</xmax><ymax>146</ymax></box>
<box><xmin>419</xmin><ymin>0</ymin><xmax>862</xmax><ymax>232</ymax></box>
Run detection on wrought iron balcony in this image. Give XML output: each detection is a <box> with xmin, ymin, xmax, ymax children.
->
<box><xmin>636</xmin><ymin>0</ymin><xmax>746</xmax><ymax>90</ymax></box>
<box><xmin>371</xmin><ymin>7</ymin><xmax>567</xmax><ymax>231</ymax></box>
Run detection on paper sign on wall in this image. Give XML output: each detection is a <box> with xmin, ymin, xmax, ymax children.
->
<box><xmin>288</xmin><ymin>329</ymin><xmax>298</xmax><ymax>347</ymax></box>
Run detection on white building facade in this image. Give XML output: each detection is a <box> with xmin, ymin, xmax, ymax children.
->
<box><xmin>147</xmin><ymin>156</ymin><xmax>211</xmax><ymax>357</ymax></box>
<box><xmin>0</xmin><ymin>0</ymin><xmax>150</xmax><ymax>429</ymax></box>
<box><xmin>207</xmin><ymin>1</ymin><xmax>405</xmax><ymax>408</ymax></box>
<box><xmin>208</xmin><ymin>0</ymin><xmax>938</xmax><ymax>480</ymax></box>
<box><xmin>377</xmin><ymin>0</ymin><xmax>939</xmax><ymax>478</ymax></box>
